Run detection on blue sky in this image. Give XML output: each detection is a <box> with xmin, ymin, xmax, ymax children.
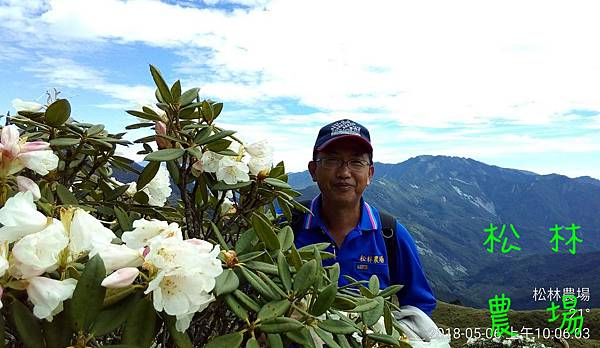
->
<box><xmin>1</xmin><ymin>0</ymin><xmax>599</xmax><ymax>179</ymax></box>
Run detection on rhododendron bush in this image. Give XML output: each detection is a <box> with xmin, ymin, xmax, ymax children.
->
<box><xmin>0</xmin><ymin>66</ymin><xmax>408</xmax><ymax>348</ymax></box>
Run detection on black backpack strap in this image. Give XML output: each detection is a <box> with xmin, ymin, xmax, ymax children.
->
<box><xmin>291</xmin><ymin>200</ymin><xmax>312</xmax><ymax>233</ymax></box>
<box><xmin>380</xmin><ymin>212</ymin><xmax>399</xmax><ymax>286</ymax></box>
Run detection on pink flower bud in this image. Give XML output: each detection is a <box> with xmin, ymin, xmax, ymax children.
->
<box><xmin>155</xmin><ymin>122</ymin><xmax>171</xmax><ymax>149</ymax></box>
<box><xmin>101</xmin><ymin>267</ymin><xmax>139</xmax><ymax>289</ymax></box>
<box><xmin>16</xmin><ymin>176</ymin><xmax>41</xmax><ymax>200</ymax></box>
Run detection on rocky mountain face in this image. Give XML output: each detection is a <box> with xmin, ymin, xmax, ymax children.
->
<box><xmin>288</xmin><ymin>155</ymin><xmax>600</xmax><ymax>309</ymax></box>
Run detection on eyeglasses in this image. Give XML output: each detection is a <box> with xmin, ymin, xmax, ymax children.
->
<box><xmin>315</xmin><ymin>157</ymin><xmax>371</xmax><ymax>171</ymax></box>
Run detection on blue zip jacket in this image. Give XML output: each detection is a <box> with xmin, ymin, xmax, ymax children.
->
<box><xmin>293</xmin><ymin>195</ymin><xmax>437</xmax><ymax>316</ymax></box>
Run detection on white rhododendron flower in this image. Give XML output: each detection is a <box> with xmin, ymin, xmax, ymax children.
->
<box><xmin>90</xmin><ymin>243</ymin><xmax>144</xmax><ymax>274</ymax></box>
<box><xmin>17</xmin><ymin>150</ymin><xmax>60</xmax><ymax>176</ymax></box>
<box><xmin>0</xmin><ymin>125</ymin><xmax>59</xmax><ymax>176</ymax></box>
<box><xmin>125</xmin><ymin>166</ymin><xmax>171</xmax><ymax>206</ymax></box>
<box><xmin>245</xmin><ymin>140</ymin><xmax>272</xmax><ymax>158</ymax></box>
<box><xmin>216</xmin><ymin>157</ymin><xmax>249</xmax><ymax>185</ymax></box>
<box><xmin>121</xmin><ymin>218</ymin><xmax>182</xmax><ymax>249</ymax></box>
<box><xmin>143</xmin><ymin>237</ymin><xmax>223</xmax><ymax>332</ymax></box>
<box><xmin>101</xmin><ymin>267</ymin><xmax>139</xmax><ymax>288</ymax></box>
<box><xmin>11</xmin><ymin>98</ymin><xmax>44</xmax><ymax>112</ymax></box>
<box><xmin>68</xmin><ymin>208</ymin><xmax>117</xmax><ymax>256</ymax></box>
<box><xmin>11</xmin><ymin>219</ymin><xmax>69</xmax><ymax>279</ymax></box>
<box><xmin>199</xmin><ymin>151</ymin><xmax>222</xmax><ymax>173</ymax></box>
<box><xmin>27</xmin><ymin>277</ymin><xmax>77</xmax><ymax>321</ymax></box>
<box><xmin>247</xmin><ymin>155</ymin><xmax>272</xmax><ymax>176</ymax></box>
<box><xmin>146</xmin><ymin>269</ymin><xmax>216</xmax><ymax>332</ymax></box>
<box><xmin>125</xmin><ymin>182</ymin><xmax>137</xmax><ymax>197</ymax></box>
<box><xmin>16</xmin><ymin>176</ymin><xmax>41</xmax><ymax>200</ymax></box>
<box><xmin>0</xmin><ymin>191</ymin><xmax>48</xmax><ymax>242</ymax></box>
<box><xmin>0</xmin><ymin>242</ymin><xmax>9</xmax><ymax>278</ymax></box>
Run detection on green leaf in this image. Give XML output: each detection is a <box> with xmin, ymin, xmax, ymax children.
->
<box><xmin>200</xmin><ymin>100</ymin><xmax>214</xmax><ymax>122</ymax></box>
<box><xmin>237</xmin><ymin>251</ymin><xmax>265</xmax><ymax>263</ymax></box>
<box><xmin>126</xmin><ymin>110</ymin><xmax>162</xmax><ymax>122</ymax></box>
<box><xmin>288</xmin><ymin>245</ymin><xmax>302</xmax><ymax>270</ymax></box>
<box><xmin>137</xmin><ymin>161</ymin><xmax>160</xmax><ymax>191</ymax></box>
<box><xmin>246</xmin><ymin>338</ymin><xmax>259</xmax><ymax>348</ymax></box>
<box><xmin>209</xmin><ymin>221</ymin><xmax>230</xmax><ymax>250</ymax></box>
<box><xmin>213</xmin><ymin>180</ymin><xmax>251</xmax><ymax>191</ymax></box>
<box><xmin>367</xmin><ymin>333</ymin><xmax>401</xmax><ymax>347</ymax></box>
<box><xmin>122</xmin><ymin>297</ymin><xmax>157</xmax><ymax>347</ymax></box>
<box><xmin>361</xmin><ymin>296</ymin><xmax>384</xmax><ymax>326</ymax></box>
<box><xmin>285</xmin><ymin>327</ymin><xmax>315</xmax><ymax>348</ymax></box>
<box><xmin>276</xmin><ymin>252</ymin><xmax>292</xmax><ymax>293</ymax></box>
<box><xmin>310</xmin><ymin>282</ymin><xmax>337</xmax><ymax>316</ymax></box>
<box><xmin>171</xmin><ymin>80</ymin><xmax>182</xmax><ymax>100</ymax></box>
<box><xmin>206</xmin><ymin>138</ymin><xmax>232</xmax><ymax>152</ymax></box>
<box><xmin>50</xmin><ymin>137</ymin><xmax>80</xmax><ymax>146</ymax></box>
<box><xmin>259</xmin><ymin>317</ymin><xmax>304</xmax><ymax>333</ymax></box>
<box><xmin>105</xmin><ymin>184</ymin><xmax>131</xmax><ymax>202</ymax></box>
<box><xmin>194</xmin><ymin>126</ymin><xmax>212</xmax><ymax>143</ymax></box>
<box><xmin>69</xmin><ymin>254</ymin><xmax>106</xmax><ymax>331</ymax></box>
<box><xmin>317</xmin><ymin>319</ymin><xmax>358</xmax><ymax>334</ymax></box>
<box><xmin>205</xmin><ymin>331</ymin><xmax>243</xmax><ymax>348</ymax></box>
<box><xmin>86</xmin><ymin>124</ymin><xmax>105</xmax><ymax>136</ymax></box>
<box><xmin>164</xmin><ymin>314</ymin><xmax>193</xmax><ymax>348</ymax></box>
<box><xmin>245</xmin><ymin>261</ymin><xmax>278</xmax><ymax>275</ymax></box>
<box><xmin>314</xmin><ymin>327</ymin><xmax>341</xmax><ymax>348</ymax></box>
<box><xmin>348</xmin><ymin>298</ymin><xmax>379</xmax><ymax>313</ymax></box>
<box><xmin>267</xmin><ymin>334</ymin><xmax>284</xmax><ymax>348</ymax></box>
<box><xmin>257</xmin><ymin>299</ymin><xmax>291</xmax><ymax>321</ymax></box>
<box><xmin>144</xmin><ymin>148</ymin><xmax>185</xmax><ymax>161</ymax></box>
<box><xmin>114</xmin><ymin>206</ymin><xmax>133</xmax><ymax>232</ymax></box>
<box><xmin>166</xmin><ymin>160</ymin><xmax>180</xmax><ymax>185</ymax></box>
<box><xmin>213</xmin><ymin>102</ymin><xmax>224</xmax><ymax>118</ymax></box>
<box><xmin>292</xmin><ymin>259</ymin><xmax>317</xmax><ymax>295</ymax></box>
<box><xmin>233</xmin><ymin>290</ymin><xmax>260</xmax><ymax>312</ymax></box>
<box><xmin>332</xmin><ymin>295</ymin><xmax>356</xmax><ymax>311</ymax></box>
<box><xmin>42</xmin><ymin>311</ymin><xmax>72</xmax><ymax>348</ymax></box>
<box><xmin>56</xmin><ymin>183</ymin><xmax>78</xmax><ymax>205</ymax></box>
<box><xmin>11</xmin><ymin>300</ymin><xmax>44</xmax><ymax>348</ymax></box>
<box><xmin>125</xmin><ymin>122</ymin><xmax>154</xmax><ymax>130</ymax></box>
<box><xmin>91</xmin><ymin>291</ymin><xmax>142</xmax><ymax>336</ymax></box>
<box><xmin>384</xmin><ymin>303</ymin><xmax>393</xmax><ymax>335</ymax></box>
<box><xmin>179</xmin><ymin>87</ymin><xmax>200</xmax><ymax>106</ymax></box>
<box><xmin>214</xmin><ymin>269</ymin><xmax>239</xmax><ymax>296</ymax></box>
<box><xmin>150</xmin><ymin>64</ymin><xmax>173</xmax><ymax>103</ymax></box>
<box><xmin>251</xmin><ymin>212</ymin><xmax>280</xmax><ymax>251</ymax></box>
<box><xmin>224</xmin><ymin>295</ymin><xmax>248</xmax><ymax>321</ymax></box>
<box><xmin>335</xmin><ymin>334</ymin><xmax>353</xmax><ymax>348</ymax></box>
<box><xmin>264</xmin><ymin>177</ymin><xmax>291</xmax><ymax>189</ymax></box>
<box><xmin>277</xmin><ymin>226</ymin><xmax>294</xmax><ymax>251</ymax></box>
<box><xmin>235</xmin><ymin>229</ymin><xmax>257</xmax><ymax>255</ymax></box>
<box><xmin>133</xmin><ymin>190</ymin><xmax>149</xmax><ymax>204</ymax></box>
<box><xmin>369</xmin><ymin>275</ymin><xmax>380</xmax><ymax>295</ymax></box>
<box><xmin>239</xmin><ymin>266</ymin><xmax>278</xmax><ymax>300</ymax></box>
<box><xmin>378</xmin><ymin>284</ymin><xmax>404</xmax><ymax>299</ymax></box>
<box><xmin>328</xmin><ymin>263</ymin><xmax>340</xmax><ymax>284</ymax></box>
<box><xmin>257</xmin><ymin>271</ymin><xmax>287</xmax><ymax>299</ymax></box>
<box><xmin>197</xmin><ymin>129</ymin><xmax>236</xmax><ymax>146</ymax></box>
<box><xmin>45</xmin><ymin>99</ymin><xmax>71</xmax><ymax>126</ymax></box>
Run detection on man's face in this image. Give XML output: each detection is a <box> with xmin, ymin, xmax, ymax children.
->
<box><xmin>308</xmin><ymin>137</ymin><xmax>374</xmax><ymax>207</ymax></box>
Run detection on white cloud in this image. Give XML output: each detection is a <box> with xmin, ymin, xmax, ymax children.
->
<box><xmin>2</xmin><ymin>0</ymin><xmax>600</xmax><ymax>178</ymax></box>
<box><xmin>23</xmin><ymin>57</ymin><xmax>156</xmax><ymax>107</ymax></box>
<box><xmin>3</xmin><ymin>0</ymin><xmax>600</xmax><ymax>128</ymax></box>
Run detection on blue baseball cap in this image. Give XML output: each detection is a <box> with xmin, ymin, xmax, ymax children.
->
<box><xmin>313</xmin><ymin>119</ymin><xmax>373</xmax><ymax>154</ymax></box>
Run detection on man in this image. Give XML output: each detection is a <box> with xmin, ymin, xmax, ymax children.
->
<box><xmin>293</xmin><ymin>119</ymin><xmax>437</xmax><ymax>316</ymax></box>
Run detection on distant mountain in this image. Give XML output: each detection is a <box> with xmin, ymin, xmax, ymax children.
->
<box><xmin>288</xmin><ymin>155</ymin><xmax>600</xmax><ymax>309</ymax></box>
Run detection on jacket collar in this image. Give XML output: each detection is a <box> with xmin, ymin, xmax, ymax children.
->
<box><xmin>303</xmin><ymin>194</ymin><xmax>379</xmax><ymax>231</ymax></box>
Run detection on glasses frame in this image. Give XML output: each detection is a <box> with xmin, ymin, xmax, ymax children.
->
<box><xmin>314</xmin><ymin>157</ymin><xmax>372</xmax><ymax>171</ymax></box>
